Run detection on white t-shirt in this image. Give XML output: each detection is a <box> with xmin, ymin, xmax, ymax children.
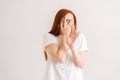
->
<box><xmin>43</xmin><ymin>32</ymin><xmax>88</xmax><ymax>80</ymax></box>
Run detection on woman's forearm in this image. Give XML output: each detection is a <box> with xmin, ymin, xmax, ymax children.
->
<box><xmin>57</xmin><ymin>35</ymin><xmax>68</xmax><ymax>63</ymax></box>
<box><xmin>71</xmin><ymin>47</ymin><xmax>86</xmax><ymax>68</ymax></box>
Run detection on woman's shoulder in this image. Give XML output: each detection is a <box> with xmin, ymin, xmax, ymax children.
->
<box><xmin>44</xmin><ymin>32</ymin><xmax>58</xmax><ymax>42</ymax></box>
<box><xmin>43</xmin><ymin>33</ymin><xmax>58</xmax><ymax>46</ymax></box>
<box><xmin>78</xmin><ymin>32</ymin><xmax>86</xmax><ymax>39</ymax></box>
<box><xmin>76</xmin><ymin>32</ymin><xmax>88</xmax><ymax>44</ymax></box>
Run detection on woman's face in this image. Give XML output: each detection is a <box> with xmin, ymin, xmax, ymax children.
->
<box><xmin>64</xmin><ymin>13</ymin><xmax>75</xmax><ymax>35</ymax></box>
<box><xmin>64</xmin><ymin>13</ymin><xmax>74</xmax><ymax>27</ymax></box>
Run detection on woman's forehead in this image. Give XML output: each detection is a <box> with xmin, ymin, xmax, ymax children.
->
<box><xmin>65</xmin><ymin>13</ymin><xmax>74</xmax><ymax>19</ymax></box>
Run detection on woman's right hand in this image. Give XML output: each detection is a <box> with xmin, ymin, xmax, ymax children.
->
<box><xmin>60</xmin><ymin>17</ymin><xmax>73</xmax><ymax>38</ymax></box>
<box><xmin>60</xmin><ymin>17</ymin><xmax>74</xmax><ymax>52</ymax></box>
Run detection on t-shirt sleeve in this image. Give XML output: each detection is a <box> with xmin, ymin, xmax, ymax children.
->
<box><xmin>78</xmin><ymin>33</ymin><xmax>88</xmax><ymax>52</ymax></box>
<box><xmin>43</xmin><ymin>33</ymin><xmax>57</xmax><ymax>48</ymax></box>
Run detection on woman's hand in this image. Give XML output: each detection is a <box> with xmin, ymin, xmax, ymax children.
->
<box><xmin>60</xmin><ymin>17</ymin><xmax>80</xmax><ymax>49</ymax></box>
<box><xmin>60</xmin><ymin>17</ymin><xmax>73</xmax><ymax>38</ymax></box>
<box><xmin>67</xmin><ymin>23</ymin><xmax>80</xmax><ymax>49</ymax></box>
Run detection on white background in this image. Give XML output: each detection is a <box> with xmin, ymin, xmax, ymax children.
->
<box><xmin>0</xmin><ymin>0</ymin><xmax>120</xmax><ymax>80</ymax></box>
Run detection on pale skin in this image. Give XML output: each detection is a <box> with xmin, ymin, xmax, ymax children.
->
<box><xmin>44</xmin><ymin>13</ymin><xmax>87</xmax><ymax>68</ymax></box>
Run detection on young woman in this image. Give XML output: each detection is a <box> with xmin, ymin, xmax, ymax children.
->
<box><xmin>43</xmin><ymin>8</ymin><xmax>88</xmax><ymax>80</ymax></box>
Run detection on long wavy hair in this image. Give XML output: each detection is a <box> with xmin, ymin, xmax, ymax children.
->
<box><xmin>44</xmin><ymin>8</ymin><xmax>77</xmax><ymax>61</ymax></box>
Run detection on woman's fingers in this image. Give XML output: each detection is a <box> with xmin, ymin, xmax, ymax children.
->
<box><xmin>76</xmin><ymin>31</ymin><xmax>80</xmax><ymax>38</ymax></box>
<box><xmin>61</xmin><ymin>18</ymin><xmax>75</xmax><ymax>37</ymax></box>
<box><xmin>64</xmin><ymin>18</ymin><xmax>67</xmax><ymax>28</ymax></box>
<box><xmin>60</xmin><ymin>21</ymin><xmax>63</xmax><ymax>33</ymax></box>
<box><xmin>65</xmin><ymin>20</ymin><xmax>73</xmax><ymax>31</ymax></box>
<box><xmin>69</xmin><ymin>20</ymin><xmax>74</xmax><ymax>27</ymax></box>
<box><xmin>60</xmin><ymin>17</ymin><xmax>66</xmax><ymax>34</ymax></box>
<box><xmin>71</xmin><ymin>24</ymin><xmax>76</xmax><ymax>35</ymax></box>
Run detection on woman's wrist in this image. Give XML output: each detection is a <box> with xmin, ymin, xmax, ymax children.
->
<box><xmin>70</xmin><ymin>45</ymin><xmax>76</xmax><ymax>52</ymax></box>
<box><xmin>61</xmin><ymin>35</ymin><xmax>67</xmax><ymax>43</ymax></box>
<box><xmin>61</xmin><ymin>35</ymin><xmax>68</xmax><ymax>48</ymax></box>
<box><xmin>61</xmin><ymin>34</ymin><xmax>67</xmax><ymax>39</ymax></box>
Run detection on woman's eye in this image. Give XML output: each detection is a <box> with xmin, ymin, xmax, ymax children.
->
<box><xmin>66</xmin><ymin>20</ymin><xmax>69</xmax><ymax>22</ymax></box>
<box><xmin>66</xmin><ymin>20</ymin><xmax>70</xmax><ymax>23</ymax></box>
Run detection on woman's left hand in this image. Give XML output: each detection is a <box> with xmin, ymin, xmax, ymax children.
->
<box><xmin>67</xmin><ymin>24</ymin><xmax>80</xmax><ymax>49</ymax></box>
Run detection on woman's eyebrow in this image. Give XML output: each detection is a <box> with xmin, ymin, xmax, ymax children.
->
<box><xmin>66</xmin><ymin>19</ymin><xmax>70</xmax><ymax>22</ymax></box>
<box><xmin>66</xmin><ymin>19</ymin><xmax>72</xmax><ymax>21</ymax></box>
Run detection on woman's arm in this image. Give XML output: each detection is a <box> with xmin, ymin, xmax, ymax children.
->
<box><xmin>71</xmin><ymin>47</ymin><xmax>87</xmax><ymax>68</ymax></box>
<box><xmin>45</xmin><ymin>17</ymin><xmax>74</xmax><ymax>63</ymax></box>
<box><xmin>45</xmin><ymin>35</ymin><xmax>68</xmax><ymax>63</ymax></box>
